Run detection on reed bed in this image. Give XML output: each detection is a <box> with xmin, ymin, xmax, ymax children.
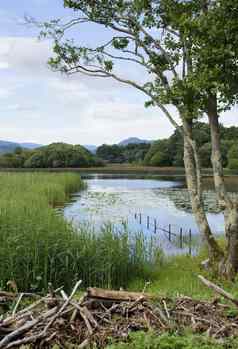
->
<box><xmin>0</xmin><ymin>173</ymin><xmax>157</xmax><ymax>292</ymax></box>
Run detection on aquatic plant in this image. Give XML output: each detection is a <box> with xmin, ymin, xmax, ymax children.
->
<box><xmin>0</xmin><ymin>173</ymin><xmax>156</xmax><ymax>291</ymax></box>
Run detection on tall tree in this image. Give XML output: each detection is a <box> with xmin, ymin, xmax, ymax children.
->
<box><xmin>172</xmin><ymin>0</ymin><xmax>238</xmax><ymax>277</ymax></box>
<box><xmin>40</xmin><ymin>0</ymin><xmax>238</xmax><ymax>275</ymax></box>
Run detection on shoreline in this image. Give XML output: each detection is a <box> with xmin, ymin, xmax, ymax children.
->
<box><xmin>0</xmin><ymin>165</ymin><xmax>237</xmax><ymax>177</ymax></box>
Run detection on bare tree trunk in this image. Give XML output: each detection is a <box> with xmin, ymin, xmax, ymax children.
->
<box><xmin>223</xmin><ymin>205</ymin><xmax>238</xmax><ymax>278</ymax></box>
<box><xmin>207</xmin><ymin>94</ymin><xmax>238</xmax><ymax>278</ymax></box>
<box><xmin>207</xmin><ymin>95</ymin><xmax>229</xmax><ymax>208</ymax></box>
<box><xmin>182</xmin><ymin>118</ymin><xmax>223</xmax><ymax>261</ymax></box>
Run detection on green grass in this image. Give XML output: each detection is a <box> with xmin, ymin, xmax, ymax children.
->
<box><xmin>105</xmin><ymin>331</ymin><xmax>238</xmax><ymax>349</ymax></box>
<box><xmin>129</xmin><ymin>249</ymin><xmax>238</xmax><ymax>300</ymax></box>
<box><xmin>128</xmin><ymin>253</ymin><xmax>212</xmax><ymax>299</ymax></box>
<box><xmin>14</xmin><ymin>332</ymin><xmax>238</xmax><ymax>349</ymax></box>
<box><xmin>0</xmin><ymin>173</ymin><xmax>157</xmax><ymax>292</ymax></box>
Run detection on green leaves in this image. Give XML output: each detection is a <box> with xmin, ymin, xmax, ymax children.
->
<box><xmin>112</xmin><ymin>37</ymin><xmax>129</xmax><ymax>49</ymax></box>
<box><xmin>104</xmin><ymin>60</ymin><xmax>114</xmax><ymax>72</ymax></box>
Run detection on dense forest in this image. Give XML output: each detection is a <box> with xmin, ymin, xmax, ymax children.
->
<box><xmin>96</xmin><ymin>143</ymin><xmax>151</xmax><ymax>164</ymax></box>
<box><xmin>96</xmin><ymin>123</ymin><xmax>238</xmax><ymax>169</ymax></box>
<box><xmin>0</xmin><ymin>143</ymin><xmax>103</xmax><ymax>168</ymax></box>
<box><xmin>144</xmin><ymin>122</ymin><xmax>238</xmax><ymax>169</ymax></box>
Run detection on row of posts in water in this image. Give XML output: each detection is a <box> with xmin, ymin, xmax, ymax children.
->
<box><xmin>134</xmin><ymin>212</ymin><xmax>192</xmax><ymax>255</ymax></box>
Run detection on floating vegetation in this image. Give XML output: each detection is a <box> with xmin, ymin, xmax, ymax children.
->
<box><xmin>157</xmin><ymin>188</ymin><xmax>238</xmax><ymax>213</ymax></box>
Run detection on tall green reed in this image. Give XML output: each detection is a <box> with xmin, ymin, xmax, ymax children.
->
<box><xmin>0</xmin><ymin>173</ymin><xmax>157</xmax><ymax>292</ymax></box>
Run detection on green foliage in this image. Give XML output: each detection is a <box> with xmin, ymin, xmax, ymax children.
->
<box><xmin>97</xmin><ymin>144</ymin><xmax>125</xmax><ymax>163</ymax></box>
<box><xmin>228</xmin><ymin>144</ymin><xmax>238</xmax><ymax>169</ymax></box>
<box><xmin>144</xmin><ymin>139</ymin><xmax>172</xmax><ymax>167</ymax></box>
<box><xmin>0</xmin><ymin>143</ymin><xmax>103</xmax><ymax>169</ymax></box>
<box><xmin>96</xmin><ymin>143</ymin><xmax>150</xmax><ymax>164</ymax></box>
<box><xmin>228</xmin><ymin>159</ymin><xmax>238</xmax><ymax>170</ymax></box>
<box><xmin>106</xmin><ymin>331</ymin><xmax>238</xmax><ymax>349</ymax></box>
<box><xmin>0</xmin><ymin>173</ymin><xmax>156</xmax><ymax>291</ymax></box>
<box><xmin>144</xmin><ymin>122</ymin><xmax>238</xmax><ymax>168</ymax></box>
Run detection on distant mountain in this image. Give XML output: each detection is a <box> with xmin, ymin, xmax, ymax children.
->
<box><xmin>0</xmin><ymin>140</ymin><xmax>19</xmax><ymax>154</ymax></box>
<box><xmin>0</xmin><ymin>140</ymin><xmax>42</xmax><ymax>153</ymax></box>
<box><xmin>20</xmin><ymin>142</ymin><xmax>42</xmax><ymax>149</ymax></box>
<box><xmin>118</xmin><ymin>137</ymin><xmax>153</xmax><ymax>146</ymax></box>
<box><xmin>83</xmin><ymin>145</ymin><xmax>97</xmax><ymax>154</ymax></box>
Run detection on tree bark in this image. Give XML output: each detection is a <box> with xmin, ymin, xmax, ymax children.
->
<box><xmin>207</xmin><ymin>94</ymin><xmax>229</xmax><ymax>208</ymax></box>
<box><xmin>182</xmin><ymin>118</ymin><xmax>223</xmax><ymax>261</ymax></box>
<box><xmin>207</xmin><ymin>94</ymin><xmax>238</xmax><ymax>278</ymax></box>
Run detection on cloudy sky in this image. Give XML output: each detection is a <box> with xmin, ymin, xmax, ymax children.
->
<box><xmin>0</xmin><ymin>1</ymin><xmax>237</xmax><ymax>146</ymax></box>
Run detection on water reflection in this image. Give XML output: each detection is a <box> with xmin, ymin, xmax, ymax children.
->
<box><xmin>64</xmin><ymin>174</ymin><xmax>227</xmax><ymax>238</ymax></box>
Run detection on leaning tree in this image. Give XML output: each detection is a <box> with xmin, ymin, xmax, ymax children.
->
<box><xmin>39</xmin><ymin>0</ymin><xmax>238</xmax><ymax>277</ymax></box>
<box><xmin>171</xmin><ymin>0</ymin><xmax>238</xmax><ymax>277</ymax></box>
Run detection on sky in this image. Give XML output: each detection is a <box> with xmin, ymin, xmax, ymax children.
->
<box><xmin>0</xmin><ymin>1</ymin><xmax>237</xmax><ymax>146</ymax></box>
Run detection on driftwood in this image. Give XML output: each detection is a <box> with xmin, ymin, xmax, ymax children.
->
<box><xmin>1</xmin><ymin>280</ymin><xmax>238</xmax><ymax>348</ymax></box>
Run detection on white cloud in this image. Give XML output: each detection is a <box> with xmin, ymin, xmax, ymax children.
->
<box><xmin>0</xmin><ymin>36</ymin><xmax>52</xmax><ymax>73</ymax></box>
<box><xmin>0</xmin><ymin>34</ymin><xmax>237</xmax><ymax>145</ymax></box>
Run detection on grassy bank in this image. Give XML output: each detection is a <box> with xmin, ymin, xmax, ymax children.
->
<box><xmin>129</xmin><ymin>250</ymin><xmax>238</xmax><ymax>302</ymax></box>
<box><xmin>0</xmin><ymin>173</ymin><xmax>156</xmax><ymax>292</ymax></box>
<box><xmin>2</xmin><ymin>164</ymin><xmax>237</xmax><ymax>177</ymax></box>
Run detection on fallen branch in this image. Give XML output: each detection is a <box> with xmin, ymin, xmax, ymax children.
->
<box><xmin>44</xmin><ymin>280</ymin><xmax>82</xmax><ymax>333</ymax></box>
<box><xmin>1</xmin><ymin>282</ymin><xmax>238</xmax><ymax>348</ymax></box>
<box><xmin>198</xmin><ymin>275</ymin><xmax>238</xmax><ymax>307</ymax></box>
<box><xmin>0</xmin><ymin>307</ymin><xmax>58</xmax><ymax>349</ymax></box>
<box><xmin>87</xmin><ymin>287</ymin><xmax>154</xmax><ymax>302</ymax></box>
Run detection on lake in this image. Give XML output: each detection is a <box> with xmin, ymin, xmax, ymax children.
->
<box><xmin>63</xmin><ymin>174</ymin><xmax>238</xmax><ymax>254</ymax></box>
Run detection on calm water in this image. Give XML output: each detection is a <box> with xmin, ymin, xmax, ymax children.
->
<box><xmin>62</xmin><ymin>174</ymin><xmax>235</xmax><ymax>254</ymax></box>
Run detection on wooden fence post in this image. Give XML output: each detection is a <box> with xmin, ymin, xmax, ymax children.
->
<box><xmin>147</xmin><ymin>216</ymin><xmax>150</xmax><ymax>229</ymax></box>
<box><xmin>139</xmin><ymin>213</ymin><xmax>142</xmax><ymax>224</ymax></box>
<box><xmin>180</xmin><ymin>228</ymin><xmax>183</xmax><ymax>249</ymax></box>
<box><xmin>168</xmin><ymin>224</ymin><xmax>171</xmax><ymax>241</ymax></box>
<box><xmin>189</xmin><ymin>229</ymin><xmax>192</xmax><ymax>255</ymax></box>
<box><xmin>154</xmin><ymin>219</ymin><xmax>157</xmax><ymax>234</ymax></box>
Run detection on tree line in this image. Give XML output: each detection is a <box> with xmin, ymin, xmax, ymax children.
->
<box><xmin>95</xmin><ymin>122</ymin><xmax>238</xmax><ymax>169</ymax></box>
<box><xmin>0</xmin><ymin>143</ymin><xmax>103</xmax><ymax>168</ymax></box>
<box><xmin>1</xmin><ymin>122</ymin><xmax>237</xmax><ymax>169</ymax></box>
<box><xmin>144</xmin><ymin>122</ymin><xmax>238</xmax><ymax>169</ymax></box>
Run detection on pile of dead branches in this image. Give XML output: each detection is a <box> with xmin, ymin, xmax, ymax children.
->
<box><xmin>1</xmin><ymin>276</ymin><xmax>238</xmax><ymax>348</ymax></box>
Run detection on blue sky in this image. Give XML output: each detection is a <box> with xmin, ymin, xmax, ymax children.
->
<box><xmin>0</xmin><ymin>1</ymin><xmax>237</xmax><ymax>145</ymax></box>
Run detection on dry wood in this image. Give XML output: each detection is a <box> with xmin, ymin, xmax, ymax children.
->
<box><xmin>162</xmin><ymin>300</ymin><xmax>170</xmax><ymax>319</ymax></box>
<box><xmin>0</xmin><ymin>307</ymin><xmax>57</xmax><ymax>349</ymax></box>
<box><xmin>12</xmin><ymin>293</ymin><xmax>24</xmax><ymax>317</ymax></box>
<box><xmin>44</xmin><ymin>280</ymin><xmax>82</xmax><ymax>333</ymax></box>
<box><xmin>0</xmin><ymin>292</ymin><xmax>16</xmax><ymax>299</ymax></box>
<box><xmin>87</xmin><ymin>287</ymin><xmax>154</xmax><ymax>302</ymax></box>
<box><xmin>1</xmin><ymin>282</ymin><xmax>238</xmax><ymax>348</ymax></box>
<box><xmin>5</xmin><ymin>332</ymin><xmax>47</xmax><ymax>349</ymax></box>
<box><xmin>198</xmin><ymin>275</ymin><xmax>238</xmax><ymax>306</ymax></box>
